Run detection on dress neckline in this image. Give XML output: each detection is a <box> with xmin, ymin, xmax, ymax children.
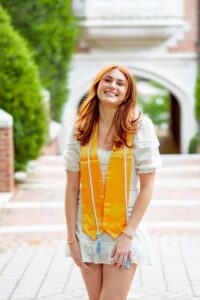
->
<box><xmin>97</xmin><ymin>147</ymin><xmax>112</xmax><ymax>152</ymax></box>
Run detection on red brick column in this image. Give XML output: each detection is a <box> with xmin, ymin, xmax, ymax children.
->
<box><xmin>0</xmin><ymin>109</ymin><xmax>14</xmax><ymax>192</ymax></box>
<box><xmin>169</xmin><ymin>0</ymin><xmax>199</xmax><ymax>53</ymax></box>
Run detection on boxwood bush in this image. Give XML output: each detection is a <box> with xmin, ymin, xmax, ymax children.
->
<box><xmin>188</xmin><ymin>132</ymin><xmax>200</xmax><ymax>153</ymax></box>
<box><xmin>195</xmin><ymin>69</ymin><xmax>200</xmax><ymax>124</ymax></box>
<box><xmin>188</xmin><ymin>68</ymin><xmax>200</xmax><ymax>153</ymax></box>
<box><xmin>1</xmin><ymin>0</ymin><xmax>78</xmax><ymax>122</ymax></box>
<box><xmin>0</xmin><ymin>5</ymin><xmax>48</xmax><ymax>171</ymax></box>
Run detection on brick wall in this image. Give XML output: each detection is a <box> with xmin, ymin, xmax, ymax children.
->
<box><xmin>0</xmin><ymin>109</ymin><xmax>14</xmax><ymax>192</ymax></box>
<box><xmin>169</xmin><ymin>0</ymin><xmax>199</xmax><ymax>53</ymax></box>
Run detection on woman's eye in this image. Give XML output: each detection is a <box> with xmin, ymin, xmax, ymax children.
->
<box><xmin>104</xmin><ymin>79</ymin><xmax>111</xmax><ymax>82</ymax></box>
<box><xmin>117</xmin><ymin>82</ymin><xmax>124</xmax><ymax>86</ymax></box>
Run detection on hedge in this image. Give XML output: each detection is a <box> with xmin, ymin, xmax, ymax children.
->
<box><xmin>0</xmin><ymin>5</ymin><xmax>48</xmax><ymax>171</ymax></box>
<box><xmin>195</xmin><ymin>68</ymin><xmax>200</xmax><ymax>123</ymax></box>
<box><xmin>188</xmin><ymin>67</ymin><xmax>200</xmax><ymax>153</ymax></box>
<box><xmin>1</xmin><ymin>0</ymin><xmax>78</xmax><ymax>122</ymax></box>
<box><xmin>188</xmin><ymin>132</ymin><xmax>200</xmax><ymax>153</ymax></box>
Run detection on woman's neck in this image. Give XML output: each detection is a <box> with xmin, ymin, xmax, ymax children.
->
<box><xmin>98</xmin><ymin>104</ymin><xmax>140</xmax><ymax>134</ymax></box>
<box><xmin>98</xmin><ymin>104</ymin><xmax>116</xmax><ymax>129</ymax></box>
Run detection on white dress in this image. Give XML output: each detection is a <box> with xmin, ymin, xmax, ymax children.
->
<box><xmin>63</xmin><ymin>115</ymin><xmax>162</xmax><ymax>265</ymax></box>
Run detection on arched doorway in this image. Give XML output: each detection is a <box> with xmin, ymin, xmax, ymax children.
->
<box><xmin>152</xmin><ymin>92</ymin><xmax>181</xmax><ymax>154</ymax></box>
<box><xmin>136</xmin><ymin>78</ymin><xmax>181</xmax><ymax>154</ymax></box>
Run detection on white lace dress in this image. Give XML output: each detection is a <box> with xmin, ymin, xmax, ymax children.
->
<box><xmin>63</xmin><ymin>115</ymin><xmax>162</xmax><ymax>265</ymax></box>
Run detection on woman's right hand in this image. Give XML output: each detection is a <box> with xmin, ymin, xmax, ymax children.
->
<box><xmin>69</xmin><ymin>242</ymin><xmax>90</xmax><ymax>271</ymax></box>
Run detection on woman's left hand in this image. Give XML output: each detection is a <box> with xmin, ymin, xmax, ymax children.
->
<box><xmin>111</xmin><ymin>233</ymin><xmax>132</xmax><ymax>269</ymax></box>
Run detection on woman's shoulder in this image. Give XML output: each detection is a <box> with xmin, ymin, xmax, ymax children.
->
<box><xmin>135</xmin><ymin>113</ymin><xmax>159</xmax><ymax>145</ymax></box>
<box><xmin>139</xmin><ymin>114</ymin><xmax>155</xmax><ymax>131</ymax></box>
<box><xmin>66</xmin><ymin>121</ymin><xmax>80</xmax><ymax>147</ymax></box>
<box><xmin>134</xmin><ymin>109</ymin><xmax>154</xmax><ymax>131</ymax></box>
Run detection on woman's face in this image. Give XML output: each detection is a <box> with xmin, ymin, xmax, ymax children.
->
<box><xmin>97</xmin><ymin>68</ymin><xmax>128</xmax><ymax>108</ymax></box>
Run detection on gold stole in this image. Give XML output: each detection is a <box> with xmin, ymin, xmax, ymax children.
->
<box><xmin>80</xmin><ymin>123</ymin><xmax>133</xmax><ymax>240</ymax></box>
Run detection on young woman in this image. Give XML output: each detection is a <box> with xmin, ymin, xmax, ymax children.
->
<box><xmin>63</xmin><ymin>64</ymin><xmax>161</xmax><ymax>300</ymax></box>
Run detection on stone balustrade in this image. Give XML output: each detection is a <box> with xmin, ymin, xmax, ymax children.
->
<box><xmin>73</xmin><ymin>0</ymin><xmax>184</xmax><ymax>19</ymax></box>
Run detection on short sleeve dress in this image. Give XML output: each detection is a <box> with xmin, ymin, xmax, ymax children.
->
<box><xmin>63</xmin><ymin>115</ymin><xmax>162</xmax><ymax>265</ymax></box>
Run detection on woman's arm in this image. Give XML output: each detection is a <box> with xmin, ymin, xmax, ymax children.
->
<box><xmin>65</xmin><ymin>170</ymin><xmax>90</xmax><ymax>270</ymax></box>
<box><xmin>123</xmin><ymin>171</ymin><xmax>155</xmax><ymax>235</ymax></box>
<box><xmin>65</xmin><ymin>170</ymin><xmax>80</xmax><ymax>240</ymax></box>
<box><xmin>111</xmin><ymin>171</ymin><xmax>155</xmax><ymax>269</ymax></box>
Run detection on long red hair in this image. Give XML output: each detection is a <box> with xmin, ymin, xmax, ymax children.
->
<box><xmin>74</xmin><ymin>63</ymin><xmax>142</xmax><ymax>148</ymax></box>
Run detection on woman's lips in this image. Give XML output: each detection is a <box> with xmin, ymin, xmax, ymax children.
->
<box><xmin>104</xmin><ymin>91</ymin><xmax>117</xmax><ymax>97</ymax></box>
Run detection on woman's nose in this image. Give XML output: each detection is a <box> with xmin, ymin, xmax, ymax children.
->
<box><xmin>108</xmin><ymin>81</ymin><xmax>117</xmax><ymax>89</ymax></box>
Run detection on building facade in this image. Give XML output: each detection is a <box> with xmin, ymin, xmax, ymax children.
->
<box><xmin>60</xmin><ymin>0</ymin><xmax>199</xmax><ymax>153</ymax></box>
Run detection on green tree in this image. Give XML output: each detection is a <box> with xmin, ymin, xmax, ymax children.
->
<box><xmin>195</xmin><ymin>69</ymin><xmax>200</xmax><ymax>126</ymax></box>
<box><xmin>1</xmin><ymin>0</ymin><xmax>78</xmax><ymax>121</ymax></box>
<box><xmin>0</xmin><ymin>5</ymin><xmax>48</xmax><ymax>170</ymax></box>
<box><xmin>188</xmin><ymin>68</ymin><xmax>200</xmax><ymax>153</ymax></box>
<box><xmin>137</xmin><ymin>80</ymin><xmax>170</xmax><ymax>127</ymax></box>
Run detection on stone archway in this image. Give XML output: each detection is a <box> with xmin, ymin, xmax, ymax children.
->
<box><xmin>60</xmin><ymin>65</ymin><xmax>195</xmax><ymax>154</ymax></box>
<box><xmin>128</xmin><ymin>66</ymin><xmax>193</xmax><ymax>154</ymax></box>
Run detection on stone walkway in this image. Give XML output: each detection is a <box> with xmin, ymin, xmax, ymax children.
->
<box><xmin>0</xmin><ymin>154</ymin><xmax>200</xmax><ymax>300</ymax></box>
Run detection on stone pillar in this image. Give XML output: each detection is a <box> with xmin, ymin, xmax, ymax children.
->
<box><xmin>0</xmin><ymin>109</ymin><xmax>14</xmax><ymax>192</ymax></box>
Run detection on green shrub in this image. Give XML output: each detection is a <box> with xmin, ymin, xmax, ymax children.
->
<box><xmin>195</xmin><ymin>68</ymin><xmax>200</xmax><ymax>123</ymax></box>
<box><xmin>188</xmin><ymin>132</ymin><xmax>200</xmax><ymax>154</ymax></box>
<box><xmin>0</xmin><ymin>5</ymin><xmax>48</xmax><ymax>171</ymax></box>
<box><xmin>1</xmin><ymin>0</ymin><xmax>78</xmax><ymax>122</ymax></box>
<box><xmin>137</xmin><ymin>80</ymin><xmax>170</xmax><ymax>127</ymax></box>
<box><xmin>188</xmin><ymin>67</ymin><xmax>200</xmax><ymax>153</ymax></box>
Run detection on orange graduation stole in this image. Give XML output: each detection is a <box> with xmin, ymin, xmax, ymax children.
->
<box><xmin>80</xmin><ymin>123</ymin><xmax>133</xmax><ymax>243</ymax></box>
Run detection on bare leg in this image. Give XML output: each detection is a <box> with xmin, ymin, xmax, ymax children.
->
<box><xmin>99</xmin><ymin>263</ymin><xmax>137</xmax><ymax>300</ymax></box>
<box><xmin>80</xmin><ymin>263</ymin><xmax>103</xmax><ymax>300</ymax></box>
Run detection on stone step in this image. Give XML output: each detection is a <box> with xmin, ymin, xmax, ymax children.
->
<box><xmin>36</xmin><ymin>154</ymin><xmax>200</xmax><ymax>166</ymax></box>
<box><xmin>1</xmin><ymin>208</ymin><xmax>200</xmax><ymax>226</ymax></box>
<box><xmin>32</xmin><ymin>162</ymin><xmax>200</xmax><ymax>176</ymax></box>
<box><xmin>16</xmin><ymin>180</ymin><xmax>200</xmax><ymax>191</ymax></box>
<box><xmin>1</xmin><ymin>222</ymin><xmax>200</xmax><ymax>239</ymax></box>
<box><xmin>3</xmin><ymin>199</ymin><xmax>200</xmax><ymax>208</ymax></box>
